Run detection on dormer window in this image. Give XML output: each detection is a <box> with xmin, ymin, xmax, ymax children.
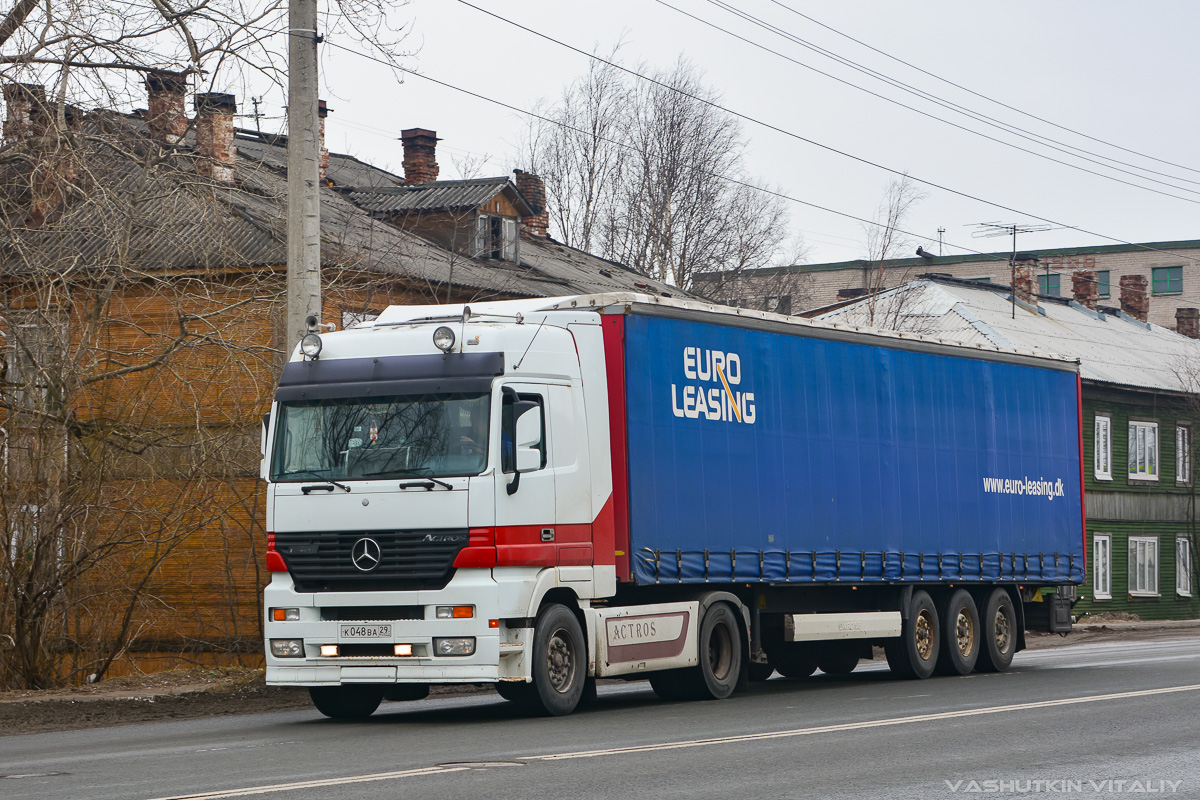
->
<box><xmin>475</xmin><ymin>214</ymin><xmax>518</xmax><ymax>261</ymax></box>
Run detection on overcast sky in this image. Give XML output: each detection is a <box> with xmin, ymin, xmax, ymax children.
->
<box><xmin>306</xmin><ymin>0</ymin><xmax>1200</xmax><ymax>265</ymax></box>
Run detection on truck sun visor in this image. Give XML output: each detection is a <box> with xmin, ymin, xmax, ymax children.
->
<box><xmin>274</xmin><ymin>352</ymin><xmax>504</xmax><ymax>401</ymax></box>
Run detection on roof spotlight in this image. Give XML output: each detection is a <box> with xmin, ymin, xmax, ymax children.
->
<box><xmin>300</xmin><ymin>332</ymin><xmax>323</xmax><ymax>359</ymax></box>
<box><xmin>433</xmin><ymin>326</ymin><xmax>456</xmax><ymax>353</ymax></box>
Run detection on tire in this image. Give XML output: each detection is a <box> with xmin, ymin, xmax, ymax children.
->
<box><xmin>748</xmin><ymin>661</ymin><xmax>776</xmax><ymax>682</ymax></box>
<box><xmin>976</xmin><ymin>588</ymin><xmax>1017</xmax><ymax>673</ymax></box>
<box><xmin>308</xmin><ymin>685</ymin><xmax>384</xmax><ymax>720</ymax></box>
<box><xmin>526</xmin><ymin>603</ymin><xmax>587</xmax><ymax>716</ymax></box>
<box><xmin>816</xmin><ymin>643</ymin><xmax>860</xmax><ymax>676</ymax></box>
<box><xmin>935</xmin><ymin>589</ymin><xmax>981</xmax><ymax>676</ymax></box>
<box><xmin>383</xmin><ymin>684</ymin><xmax>430</xmax><ymax>702</ymax></box>
<box><xmin>694</xmin><ymin>602</ymin><xmax>742</xmax><ymax>699</ymax></box>
<box><xmin>885</xmin><ymin>589</ymin><xmax>939</xmax><ymax>680</ymax></box>
<box><xmin>770</xmin><ymin>643</ymin><xmax>817</xmax><ymax>679</ymax></box>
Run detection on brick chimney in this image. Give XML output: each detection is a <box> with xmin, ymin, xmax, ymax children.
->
<box><xmin>513</xmin><ymin>169</ymin><xmax>549</xmax><ymax>239</ymax></box>
<box><xmin>400</xmin><ymin>128</ymin><xmax>439</xmax><ymax>184</ymax></box>
<box><xmin>1012</xmin><ymin>257</ymin><xmax>1039</xmax><ymax>306</ymax></box>
<box><xmin>1176</xmin><ymin>308</ymin><xmax>1200</xmax><ymax>339</ymax></box>
<box><xmin>145</xmin><ymin>70</ymin><xmax>188</xmax><ymax>145</ymax></box>
<box><xmin>194</xmin><ymin>92</ymin><xmax>237</xmax><ymax>182</ymax></box>
<box><xmin>1071</xmin><ymin>269</ymin><xmax>1099</xmax><ymax>309</ymax></box>
<box><xmin>1120</xmin><ymin>274</ymin><xmax>1149</xmax><ymax>322</ymax></box>
<box><xmin>318</xmin><ymin>99</ymin><xmax>330</xmax><ymax>182</ymax></box>
<box><xmin>2</xmin><ymin>83</ymin><xmax>48</xmax><ymax>144</ymax></box>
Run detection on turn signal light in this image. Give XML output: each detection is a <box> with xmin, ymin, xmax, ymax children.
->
<box><xmin>436</xmin><ymin>605</ymin><xmax>474</xmax><ymax>619</ymax></box>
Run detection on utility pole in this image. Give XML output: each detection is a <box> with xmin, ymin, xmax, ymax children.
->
<box><xmin>286</xmin><ymin>0</ymin><xmax>321</xmax><ymax>355</ymax></box>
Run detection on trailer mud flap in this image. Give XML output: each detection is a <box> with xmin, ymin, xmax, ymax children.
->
<box><xmin>593</xmin><ymin>602</ymin><xmax>699</xmax><ymax>677</ymax></box>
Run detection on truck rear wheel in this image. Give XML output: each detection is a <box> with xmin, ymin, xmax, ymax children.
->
<box><xmin>976</xmin><ymin>588</ymin><xmax>1017</xmax><ymax>673</ymax></box>
<box><xmin>527</xmin><ymin>603</ymin><xmax>587</xmax><ymax>716</ymax></box>
<box><xmin>935</xmin><ymin>589</ymin><xmax>980</xmax><ymax>676</ymax></box>
<box><xmin>769</xmin><ymin>643</ymin><xmax>817</xmax><ymax>678</ymax></box>
<box><xmin>885</xmin><ymin>589</ymin><xmax>939</xmax><ymax>679</ymax></box>
<box><xmin>816</xmin><ymin>643</ymin><xmax>859</xmax><ymax>676</ymax></box>
<box><xmin>649</xmin><ymin>602</ymin><xmax>742</xmax><ymax>701</ymax></box>
<box><xmin>309</xmin><ymin>685</ymin><xmax>384</xmax><ymax>720</ymax></box>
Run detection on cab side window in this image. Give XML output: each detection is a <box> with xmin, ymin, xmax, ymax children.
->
<box><xmin>501</xmin><ymin>391</ymin><xmax>546</xmax><ymax>473</ymax></box>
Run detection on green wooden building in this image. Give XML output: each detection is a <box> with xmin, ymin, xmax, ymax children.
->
<box><xmin>820</xmin><ymin>273</ymin><xmax>1200</xmax><ymax>620</ymax></box>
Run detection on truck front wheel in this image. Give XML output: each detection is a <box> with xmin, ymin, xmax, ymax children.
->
<box><xmin>885</xmin><ymin>589</ymin><xmax>939</xmax><ymax>679</ymax></box>
<box><xmin>308</xmin><ymin>685</ymin><xmax>384</xmax><ymax>720</ymax></box>
<box><xmin>976</xmin><ymin>588</ymin><xmax>1016</xmax><ymax>673</ymax></box>
<box><xmin>528</xmin><ymin>603</ymin><xmax>587</xmax><ymax>716</ymax></box>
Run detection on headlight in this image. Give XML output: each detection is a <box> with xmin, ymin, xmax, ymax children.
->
<box><xmin>433</xmin><ymin>637</ymin><xmax>476</xmax><ymax>656</ymax></box>
<box><xmin>300</xmin><ymin>332</ymin><xmax>323</xmax><ymax>358</ymax></box>
<box><xmin>433</xmin><ymin>326</ymin><xmax>456</xmax><ymax>353</ymax></box>
<box><xmin>269</xmin><ymin>638</ymin><xmax>305</xmax><ymax>658</ymax></box>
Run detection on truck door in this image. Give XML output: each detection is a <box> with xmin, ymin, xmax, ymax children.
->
<box><xmin>494</xmin><ymin>383</ymin><xmax>556</xmax><ymax>559</ymax></box>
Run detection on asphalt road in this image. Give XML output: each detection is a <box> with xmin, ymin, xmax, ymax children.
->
<box><xmin>3</xmin><ymin>635</ymin><xmax>1199</xmax><ymax>800</ymax></box>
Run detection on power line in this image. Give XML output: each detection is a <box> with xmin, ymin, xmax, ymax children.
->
<box><xmin>662</xmin><ymin>0</ymin><xmax>1200</xmax><ymax>199</ymax></box>
<box><xmin>765</xmin><ymin>0</ymin><xmax>1200</xmax><ymax>178</ymax></box>
<box><xmin>451</xmin><ymin>0</ymin><xmax>1200</xmax><ymax>265</ymax></box>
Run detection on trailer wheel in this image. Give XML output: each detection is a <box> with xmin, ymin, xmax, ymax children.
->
<box><xmin>527</xmin><ymin>603</ymin><xmax>587</xmax><ymax>716</ymax></box>
<box><xmin>935</xmin><ymin>589</ymin><xmax>980</xmax><ymax>676</ymax></box>
<box><xmin>769</xmin><ymin>644</ymin><xmax>817</xmax><ymax>678</ymax></box>
<box><xmin>976</xmin><ymin>588</ymin><xmax>1017</xmax><ymax>673</ymax></box>
<box><xmin>308</xmin><ymin>685</ymin><xmax>384</xmax><ymax>720</ymax></box>
<box><xmin>885</xmin><ymin>589</ymin><xmax>939</xmax><ymax>679</ymax></box>
<box><xmin>816</xmin><ymin>643</ymin><xmax>860</xmax><ymax>676</ymax></box>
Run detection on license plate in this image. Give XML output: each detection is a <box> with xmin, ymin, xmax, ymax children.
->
<box><xmin>339</xmin><ymin>623</ymin><xmax>392</xmax><ymax>639</ymax></box>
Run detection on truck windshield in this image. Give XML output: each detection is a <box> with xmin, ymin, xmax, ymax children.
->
<box><xmin>271</xmin><ymin>392</ymin><xmax>490</xmax><ymax>481</ymax></box>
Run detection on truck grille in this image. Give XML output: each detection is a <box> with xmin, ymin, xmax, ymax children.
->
<box><xmin>276</xmin><ymin>529</ymin><xmax>469</xmax><ymax>592</ymax></box>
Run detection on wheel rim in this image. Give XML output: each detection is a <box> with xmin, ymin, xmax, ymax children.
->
<box><xmin>708</xmin><ymin>621</ymin><xmax>734</xmax><ymax>680</ymax></box>
<box><xmin>993</xmin><ymin>605</ymin><xmax>1012</xmax><ymax>654</ymax></box>
<box><xmin>955</xmin><ymin>608</ymin><xmax>976</xmax><ymax>656</ymax></box>
<box><xmin>914</xmin><ymin>609</ymin><xmax>934</xmax><ymax>661</ymax></box>
<box><xmin>546</xmin><ymin>628</ymin><xmax>576</xmax><ymax>693</ymax></box>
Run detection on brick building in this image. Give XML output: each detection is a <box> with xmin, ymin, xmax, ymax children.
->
<box><xmin>695</xmin><ymin>240</ymin><xmax>1200</xmax><ymax>330</ymax></box>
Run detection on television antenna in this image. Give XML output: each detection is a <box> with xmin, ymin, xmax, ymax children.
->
<box><xmin>971</xmin><ymin>222</ymin><xmax>1054</xmax><ymax>318</ymax></box>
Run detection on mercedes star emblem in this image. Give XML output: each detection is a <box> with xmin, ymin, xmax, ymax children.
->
<box><xmin>351</xmin><ymin>537</ymin><xmax>381</xmax><ymax>572</ymax></box>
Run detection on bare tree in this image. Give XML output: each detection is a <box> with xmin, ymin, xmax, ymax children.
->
<box><xmin>863</xmin><ymin>174</ymin><xmax>926</xmax><ymax>325</ymax></box>
<box><xmin>520</xmin><ymin>56</ymin><xmax>788</xmax><ymax>291</ymax></box>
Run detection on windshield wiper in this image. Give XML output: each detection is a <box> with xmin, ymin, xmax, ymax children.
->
<box><xmin>380</xmin><ymin>469</ymin><xmax>454</xmax><ymax>491</ymax></box>
<box><xmin>284</xmin><ymin>469</ymin><xmax>351</xmax><ymax>493</ymax></box>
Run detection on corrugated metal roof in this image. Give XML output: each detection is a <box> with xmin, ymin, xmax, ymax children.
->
<box><xmin>818</xmin><ymin>278</ymin><xmax>1200</xmax><ymax>394</ymax></box>
<box><xmin>343</xmin><ymin>177</ymin><xmax>533</xmax><ymax>214</ymax></box>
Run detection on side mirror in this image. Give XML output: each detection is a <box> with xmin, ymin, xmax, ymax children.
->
<box><xmin>514</xmin><ymin>407</ymin><xmax>543</xmax><ymax>474</ymax></box>
<box><xmin>260</xmin><ymin>412</ymin><xmax>271</xmax><ymax>481</ymax></box>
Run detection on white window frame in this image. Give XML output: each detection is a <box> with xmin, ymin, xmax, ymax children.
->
<box><xmin>1178</xmin><ymin>537</ymin><xmax>1193</xmax><ymax>598</ymax></box>
<box><xmin>1128</xmin><ymin>421</ymin><xmax>1159</xmax><ymax>481</ymax></box>
<box><xmin>1094</xmin><ymin>415</ymin><xmax>1112</xmax><ymax>481</ymax></box>
<box><xmin>1176</xmin><ymin>424</ymin><xmax>1191</xmax><ymax>485</ymax></box>
<box><xmin>1093</xmin><ymin>534</ymin><xmax>1112</xmax><ymax>600</ymax></box>
<box><xmin>1128</xmin><ymin>535</ymin><xmax>1159</xmax><ymax>597</ymax></box>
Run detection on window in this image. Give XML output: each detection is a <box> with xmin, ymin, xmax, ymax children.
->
<box><xmin>1177</xmin><ymin>425</ymin><xmax>1191</xmax><ymax>485</ymax></box>
<box><xmin>7</xmin><ymin>319</ymin><xmax>67</xmax><ymax>411</ymax></box>
<box><xmin>1096</xmin><ymin>270</ymin><xmax>1110</xmax><ymax>299</ymax></box>
<box><xmin>1128</xmin><ymin>421</ymin><xmax>1159</xmax><ymax>481</ymax></box>
<box><xmin>1093</xmin><ymin>534</ymin><xmax>1112</xmax><ymax>600</ymax></box>
<box><xmin>475</xmin><ymin>214</ymin><xmax>519</xmax><ymax>262</ymax></box>
<box><xmin>1152</xmin><ymin>266</ymin><xmax>1183</xmax><ymax>295</ymax></box>
<box><xmin>765</xmin><ymin>295</ymin><xmax>792</xmax><ymax>315</ymax></box>
<box><xmin>1178</xmin><ymin>537</ymin><xmax>1194</xmax><ymax>597</ymax></box>
<box><xmin>965</xmin><ymin>276</ymin><xmax>993</xmax><ymax>283</ymax></box>
<box><xmin>1094</xmin><ymin>414</ymin><xmax>1112</xmax><ymax>481</ymax></box>
<box><xmin>1037</xmin><ymin>273</ymin><xmax>1060</xmax><ymax>297</ymax></box>
<box><xmin>1128</xmin><ymin>536</ymin><xmax>1159</xmax><ymax>596</ymax></box>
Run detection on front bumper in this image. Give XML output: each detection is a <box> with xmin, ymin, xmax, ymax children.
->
<box><xmin>263</xmin><ymin>568</ymin><xmax>531</xmax><ymax>686</ymax></box>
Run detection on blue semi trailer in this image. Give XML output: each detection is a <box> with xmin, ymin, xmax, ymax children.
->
<box><xmin>263</xmin><ymin>294</ymin><xmax>1085</xmax><ymax>718</ymax></box>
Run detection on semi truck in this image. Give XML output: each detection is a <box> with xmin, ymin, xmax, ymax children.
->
<box><xmin>261</xmin><ymin>293</ymin><xmax>1085</xmax><ymax>719</ymax></box>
